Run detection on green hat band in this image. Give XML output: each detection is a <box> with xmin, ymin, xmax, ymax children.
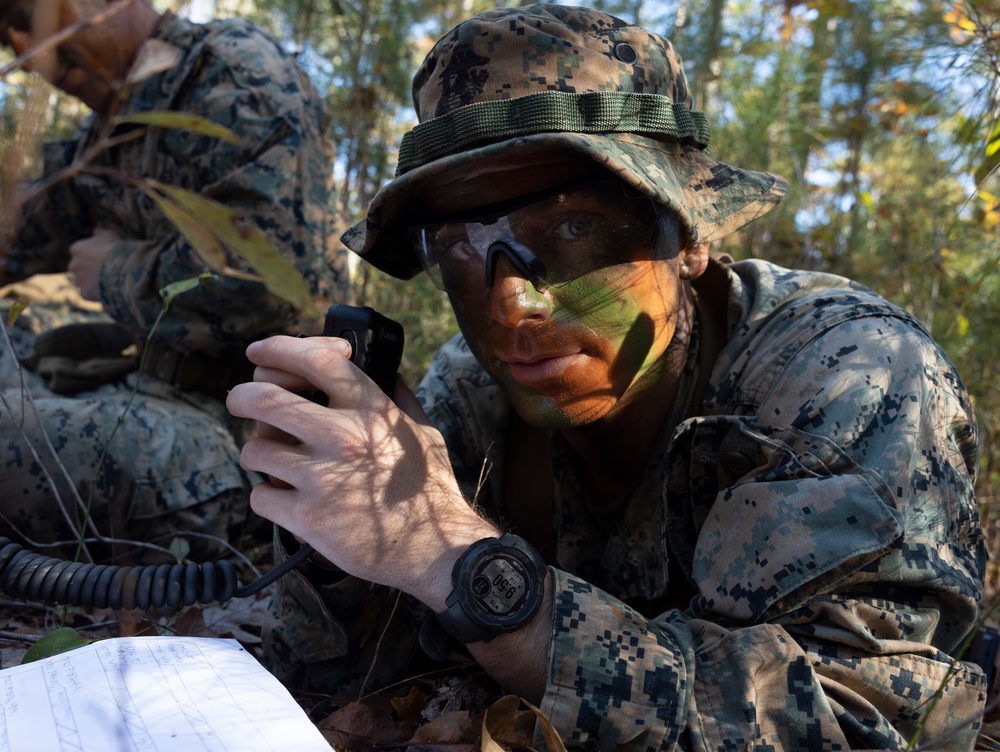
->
<box><xmin>396</xmin><ymin>90</ymin><xmax>712</xmax><ymax>177</ymax></box>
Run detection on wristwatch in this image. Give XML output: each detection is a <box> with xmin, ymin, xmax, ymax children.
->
<box><xmin>420</xmin><ymin>533</ymin><xmax>546</xmax><ymax>658</ymax></box>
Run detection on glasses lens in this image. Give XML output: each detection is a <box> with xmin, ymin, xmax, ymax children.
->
<box><xmin>412</xmin><ymin>181</ymin><xmax>656</xmax><ymax>291</ymax></box>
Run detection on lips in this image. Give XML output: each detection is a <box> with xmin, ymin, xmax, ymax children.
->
<box><xmin>497</xmin><ymin>346</ymin><xmax>588</xmax><ymax>385</ymax></box>
<box><xmin>507</xmin><ymin>354</ymin><xmax>586</xmax><ymax>384</ymax></box>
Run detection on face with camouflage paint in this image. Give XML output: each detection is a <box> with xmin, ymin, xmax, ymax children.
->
<box><xmin>422</xmin><ymin>154</ymin><xmax>689</xmax><ymax>429</ymax></box>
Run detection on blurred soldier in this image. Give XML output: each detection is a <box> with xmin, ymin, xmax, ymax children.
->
<box><xmin>229</xmin><ymin>5</ymin><xmax>988</xmax><ymax>749</ymax></box>
<box><xmin>0</xmin><ymin>0</ymin><xmax>350</xmax><ymax>561</ymax></box>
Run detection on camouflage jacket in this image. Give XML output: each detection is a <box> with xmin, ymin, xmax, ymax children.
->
<box><xmin>4</xmin><ymin>13</ymin><xmax>346</xmax><ymax>359</ymax></box>
<box><xmin>265</xmin><ymin>259</ymin><xmax>987</xmax><ymax>750</ymax></box>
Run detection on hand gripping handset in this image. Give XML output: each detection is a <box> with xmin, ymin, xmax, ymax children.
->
<box><xmin>277</xmin><ymin>304</ymin><xmax>406</xmax><ymax>582</ymax></box>
<box><xmin>311</xmin><ymin>304</ymin><xmax>405</xmax><ymax>404</ymax></box>
<box><xmin>0</xmin><ymin>305</ymin><xmax>405</xmax><ymax>611</ymax></box>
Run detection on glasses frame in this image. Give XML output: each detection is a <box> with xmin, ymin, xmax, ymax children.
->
<box><xmin>411</xmin><ymin>178</ymin><xmax>656</xmax><ymax>292</ymax></box>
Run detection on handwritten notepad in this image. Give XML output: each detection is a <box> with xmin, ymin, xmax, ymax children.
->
<box><xmin>0</xmin><ymin>636</ymin><xmax>331</xmax><ymax>751</ymax></box>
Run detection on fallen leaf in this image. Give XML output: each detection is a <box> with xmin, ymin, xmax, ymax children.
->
<box><xmin>197</xmin><ymin>596</ymin><xmax>270</xmax><ymax>644</ymax></box>
<box><xmin>406</xmin><ymin>709</ymin><xmax>479</xmax><ymax>744</ymax></box>
<box><xmin>482</xmin><ymin>695</ymin><xmax>536</xmax><ymax>745</ymax></box>
<box><xmin>127</xmin><ymin>39</ymin><xmax>181</xmax><ymax>85</ymax></box>
<box><xmin>319</xmin><ymin>695</ymin><xmax>411</xmax><ymax>747</ymax></box>
<box><xmin>21</xmin><ymin>626</ymin><xmax>91</xmax><ymax>663</ymax></box>
<box><xmin>482</xmin><ymin>695</ymin><xmax>568</xmax><ymax>752</ymax></box>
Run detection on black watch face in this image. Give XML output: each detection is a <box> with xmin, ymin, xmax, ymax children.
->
<box><xmin>470</xmin><ymin>553</ymin><xmax>530</xmax><ymax>617</ymax></box>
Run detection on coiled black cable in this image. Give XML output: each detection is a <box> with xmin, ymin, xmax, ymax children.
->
<box><xmin>0</xmin><ymin>537</ymin><xmax>314</xmax><ymax>611</ymax></box>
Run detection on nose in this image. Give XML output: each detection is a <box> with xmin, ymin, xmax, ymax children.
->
<box><xmin>487</xmin><ymin>254</ymin><xmax>553</xmax><ymax>328</ymax></box>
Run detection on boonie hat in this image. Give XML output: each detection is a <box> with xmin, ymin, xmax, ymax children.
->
<box><xmin>342</xmin><ymin>4</ymin><xmax>788</xmax><ymax>280</ymax></box>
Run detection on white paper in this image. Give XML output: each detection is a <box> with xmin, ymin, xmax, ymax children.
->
<box><xmin>0</xmin><ymin>636</ymin><xmax>331</xmax><ymax>751</ymax></box>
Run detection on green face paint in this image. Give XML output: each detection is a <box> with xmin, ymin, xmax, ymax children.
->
<box><xmin>449</xmin><ymin>258</ymin><xmax>681</xmax><ymax>429</ymax></box>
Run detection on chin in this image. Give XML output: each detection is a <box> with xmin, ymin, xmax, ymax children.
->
<box><xmin>508</xmin><ymin>388</ymin><xmax>615</xmax><ymax>429</ymax></box>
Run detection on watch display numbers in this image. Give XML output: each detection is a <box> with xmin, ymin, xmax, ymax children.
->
<box><xmin>475</xmin><ymin>556</ymin><xmax>528</xmax><ymax>615</ymax></box>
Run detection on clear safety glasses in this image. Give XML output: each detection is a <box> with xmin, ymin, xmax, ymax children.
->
<box><xmin>411</xmin><ymin>180</ymin><xmax>658</xmax><ymax>292</ymax></box>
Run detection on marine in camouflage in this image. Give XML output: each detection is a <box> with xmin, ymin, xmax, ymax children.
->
<box><xmin>268</xmin><ymin>5</ymin><xmax>987</xmax><ymax>749</ymax></box>
<box><xmin>269</xmin><ymin>259</ymin><xmax>986</xmax><ymax>749</ymax></box>
<box><xmin>0</xmin><ymin>11</ymin><xmax>351</xmax><ymax>560</ymax></box>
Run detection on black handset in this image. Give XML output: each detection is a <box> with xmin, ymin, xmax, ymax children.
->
<box><xmin>0</xmin><ymin>306</ymin><xmax>406</xmax><ymax>611</ymax></box>
<box><xmin>312</xmin><ymin>304</ymin><xmax>404</xmax><ymax>402</ymax></box>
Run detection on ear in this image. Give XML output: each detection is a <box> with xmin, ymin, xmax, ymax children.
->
<box><xmin>680</xmin><ymin>242</ymin><xmax>711</xmax><ymax>281</ymax></box>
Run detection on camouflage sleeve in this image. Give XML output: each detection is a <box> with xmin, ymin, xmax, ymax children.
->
<box><xmin>537</xmin><ymin>308</ymin><xmax>987</xmax><ymax>749</ymax></box>
<box><xmin>3</xmin><ymin>140</ymin><xmax>93</xmax><ymax>282</ymax></box>
<box><xmin>98</xmin><ymin>25</ymin><xmax>340</xmax><ymax>358</ymax></box>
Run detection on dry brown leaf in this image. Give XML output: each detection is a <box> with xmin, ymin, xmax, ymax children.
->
<box><xmin>481</xmin><ymin>695</ymin><xmax>567</xmax><ymax>752</ymax></box>
<box><xmin>406</xmin><ymin>709</ymin><xmax>480</xmax><ymax>744</ymax></box>
<box><xmin>482</xmin><ymin>694</ymin><xmax>537</xmax><ymax>746</ymax></box>
<box><xmin>198</xmin><ymin>595</ymin><xmax>269</xmax><ymax>644</ymax></box>
<box><xmin>319</xmin><ymin>696</ymin><xmax>412</xmax><ymax>748</ymax></box>
<box><xmin>391</xmin><ymin>684</ymin><xmax>430</xmax><ymax>729</ymax></box>
<box><xmin>30</xmin><ymin>0</ymin><xmax>60</xmax><ymax>81</ymax></box>
<box><xmin>127</xmin><ymin>39</ymin><xmax>181</xmax><ymax>85</ymax></box>
<box><xmin>170</xmin><ymin>604</ymin><xmax>208</xmax><ymax>636</ymax></box>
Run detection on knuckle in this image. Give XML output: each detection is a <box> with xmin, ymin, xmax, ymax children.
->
<box><xmin>303</xmin><ymin>341</ymin><xmax>345</xmax><ymax>374</ymax></box>
<box><xmin>240</xmin><ymin>438</ymin><xmax>266</xmax><ymax>466</ymax></box>
<box><xmin>250</xmin><ymin>384</ymin><xmax>284</xmax><ymax>413</ymax></box>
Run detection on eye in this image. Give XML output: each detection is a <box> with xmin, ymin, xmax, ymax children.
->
<box><xmin>546</xmin><ymin>214</ymin><xmax>600</xmax><ymax>241</ymax></box>
<box><xmin>552</xmin><ymin>215</ymin><xmax>596</xmax><ymax>240</ymax></box>
<box><xmin>438</xmin><ymin>238</ymin><xmax>481</xmax><ymax>268</ymax></box>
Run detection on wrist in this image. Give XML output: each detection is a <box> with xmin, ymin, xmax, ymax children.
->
<box><xmin>417</xmin><ymin>519</ymin><xmax>500</xmax><ymax>612</ymax></box>
<box><xmin>424</xmin><ymin>533</ymin><xmax>547</xmax><ymax>650</ymax></box>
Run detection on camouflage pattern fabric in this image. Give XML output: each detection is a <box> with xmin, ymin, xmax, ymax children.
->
<box><xmin>4</xmin><ymin>12</ymin><xmax>349</xmax><ymax>355</ymax></box>
<box><xmin>0</xmin><ymin>12</ymin><xmax>348</xmax><ymax>559</ymax></box>
<box><xmin>341</xmin><ymin>4</ymin><xmax>787</xmax><ymax>280</ymax></box>
<box><xmin>264</xmin><ymin>259</ymin><xmax>987</xmax><ymax>750</ymax></box>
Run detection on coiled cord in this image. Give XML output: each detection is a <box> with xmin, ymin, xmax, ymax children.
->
<box><xmin>0</xmin><ymin>537</ymin><xmax>313</xmax><ymax>610</ymax></box>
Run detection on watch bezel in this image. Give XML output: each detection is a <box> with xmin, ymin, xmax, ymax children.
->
<box><xmin>435</xmin><ymin>533</ymin><xmax>546</xmax><ymax>644</ymax></box>
<box><xmin>451</xmin><ymin>537</ymin><xmax>544</xmax><ymax>632</ymax></box>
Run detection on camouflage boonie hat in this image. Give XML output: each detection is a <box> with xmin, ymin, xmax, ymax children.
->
<box><xmin>342</xmin><ymin>4</ymin><xmax>788</xmax><ymax>280</ymax></box>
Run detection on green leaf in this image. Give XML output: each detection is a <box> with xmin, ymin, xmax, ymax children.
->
<box><xmin>160</xmin><ymin>273</ymin><xmax>214</xmax><ymax>307</ymax></box>
<box><xmin>169</xmin><ymin>536</ymin><xmax>191</xmax><ymax>563</ymax></box>
<box><xmin>22</xmin><ymin>627</ymin><xmax>92</xmax><ymax>664</ymax></box>
<box><xmin>142</xmin><ymin>186</ymin><xmax>229</xmax><ymax>271</ymax></box>
<box><xmin>986</xmin><ymin>119</ymin><xmax>1000</xmax><ymax>158</ymax></box>
<box><xmin>143</xmin><ymin>179</ymin><xmax>317</xmax><ymax>316</ymax></box>
<box><xmin>113</xmin><ymin>111</ymin><xmax>242</xmax><ymax>146</ymax></box>
<box><xmin>957</xmin><ymin>313</ymin><xmax>969</xmax><ymax>338</ymax></box>
<box><xmin>6</xmin><ymin>297</ymin><xmax>29</xmax><ymax>327</ymax></box>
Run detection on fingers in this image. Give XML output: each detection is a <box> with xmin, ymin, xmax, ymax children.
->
<box><xmin>239</xmin><ymin>433</ymin><xmax>310</xmax><ymax>485</ymax></box>
<box><xmin>246</xmin><ymin>335</ymin><xmax>389</xmax><ymax>409</ymax></box>
<box><xmin>227</xmin><ymin>380</ymin><xmax>322</xmax><ymax>442</ymax></box>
